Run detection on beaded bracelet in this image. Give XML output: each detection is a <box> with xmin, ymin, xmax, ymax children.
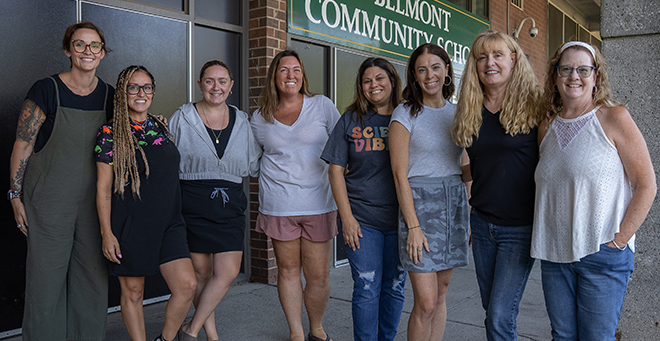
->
<box><xmin>612</xmin><ymin>239</ymin><xmax>627</xmax><ymax>251</ymax></box>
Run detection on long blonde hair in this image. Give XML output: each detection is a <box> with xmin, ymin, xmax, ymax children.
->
<box><xmin>112</xmin><ymin>65</ymin><xmax>170</xmax><ymax>198</ymax></box>
<box><xmin>540</xmin><ymin>42</ymin><xmax>621</xmax><ymax>119</ymax></box>
<box><xmin>257</xmin><ymin>50</ymin><xmax>313</xmax><ymax>123</ymax></box>
<box><xmin>452</xmin><ymin>30</ymin><xmax>543</xmax><ymax>147</ymax></box>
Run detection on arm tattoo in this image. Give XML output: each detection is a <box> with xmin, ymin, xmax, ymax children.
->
<box><xmin>11</xmin><ymin>158</ymin><xmax>29</xmax><ymax>192</ymax></box>
<box><xmin>16</xmin><ymin>99</ymin><xmax>46</xmax><ymax>144</ymax></box>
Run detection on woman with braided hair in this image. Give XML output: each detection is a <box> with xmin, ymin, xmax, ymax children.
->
<box><xmin>95</xmin><ymin>65</ymin><xmax>196</xmax><ymax>341</ymax></box>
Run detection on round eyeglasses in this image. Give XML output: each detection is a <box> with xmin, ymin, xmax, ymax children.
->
<box><xmin>127</xmin><ymin>84</ymin><xmax>155</xmax><ymax>95</ymax></box>
<box><xmin>71</xmin><ymin>40</ymin><xmax>104</xmax><ymax>54</ymax></box>
<box><xmin>556</xmin><ymin>65</ymin><xmax>596</xmax><ymax>78</ymax></box>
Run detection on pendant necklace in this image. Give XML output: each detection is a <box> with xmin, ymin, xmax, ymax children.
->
<box><xmin>199</xmin><ymin>103</ymin><xmax>226</xmax><ymax>144</ymax></box>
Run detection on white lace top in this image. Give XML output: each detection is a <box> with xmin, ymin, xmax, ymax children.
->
<box><xmin>531</xmin><ymin>106</ymin><xmax>634</xmax><ymax>263</ymax></box>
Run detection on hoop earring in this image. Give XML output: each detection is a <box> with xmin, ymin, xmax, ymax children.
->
<box><xmin>444</xmin><ymin>76</ymin><xmax>452</xmax><ymax>86</ymax></box>
<box><xmin>553</xmin><ymin>84</ymin><xmax>559</xmax><ymax>92</ymax></box>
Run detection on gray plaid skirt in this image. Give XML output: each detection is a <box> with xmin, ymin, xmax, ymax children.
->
<box><xmin>398</xmin><ymin>175</ymin><xmax>470</xmax><ymax>272</ymax></box>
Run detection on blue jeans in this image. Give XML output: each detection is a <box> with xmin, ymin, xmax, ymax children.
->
<box><xmin>541</xmin><ymin>244</ymin><xmax>634</xmax><ymax>341</ymax></box>
<box><xmin>343</xmin><ymin>224</ymin><xmax>407</xmax><ymax>341</ymax></box>
<box><xmin>470</xmin><ymin>211</ymin><xmax>535</xmax><ymax>341</ymax></box>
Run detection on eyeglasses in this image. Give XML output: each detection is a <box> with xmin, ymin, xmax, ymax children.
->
<box><xmin>556</xmin><ymin>65</ymin><xmax>596</xmax><ymax>78</ymax></box>
<box><xmin>71</xmin><ymin>40</ymin><xmax>104</xmax><ymax>54</ymax></box>
<box><xmin>127</xmin><ymin>84</ymin><xmax>155</xmax><ymax>95</ymax></box>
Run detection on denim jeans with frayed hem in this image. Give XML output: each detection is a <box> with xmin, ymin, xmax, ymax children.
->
<box><xmin>343</xmin><ymin>224</ymin><xmax>406</xmax><ymax>341</ymax></box>
<box><xmin>541</xmin><ymin>244</ymin><xmax>633</xmax><ymax>341</ymax></box>
<box><xmin>471</xmin><ymin>210</ymin><xmax>535</xmax><ymax>341</ymax></box>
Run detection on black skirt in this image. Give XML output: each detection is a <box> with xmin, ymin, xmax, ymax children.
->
<box><xmin>180</xmin><ymin>179</ymin><xmax>247</xmax><ymax>253</ymax></box>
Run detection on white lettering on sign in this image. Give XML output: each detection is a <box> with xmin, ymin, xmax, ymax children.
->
<box><xmin>375</xmin><ymin>0</ymin><xmax>452</xmax><ymax>31</ymax></box>
<box><xmin>303</xmin><ymin>0</ymin><xmax>470</xmax><ymax>64</ymax></box>
<box><xmin>362</xmin><ymin>12</ymin><xmax>381</xmax><ymax>40</ymax></box>
<box><xmin>340</xmin><ymin>4</ymin><xmax>362</xmax><ymax>34</ymax></box>
<box><xmin>305</xmin><ymin>0</ymin><xmax>322</xmax><ymax>24</ymax></box>
<box><xmin>322</xmin><ymin>0</ymin><xmax>341</xmax><ymax>28</ymax></box>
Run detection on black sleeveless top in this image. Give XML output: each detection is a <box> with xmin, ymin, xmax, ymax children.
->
<box><xmin>466</xmin><ymin>107</ymin><xmax>539</xmax><ymax>226</ymax></box>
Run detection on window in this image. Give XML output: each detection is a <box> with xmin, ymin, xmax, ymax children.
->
<box><xmin>133</xmin><ymin>0</ymin><xmax>184</xmax><ymax>11</ymax></box>
<box><xmin>291</xmin><ymin>40</ymin><xmax>329</xmax><ymax>97</ymax></box>
<box><xmin>547</xmin><ymin>3</ymin><xmax>602</xmax><ymax>60</ymax></box>
<box><xmin>511</xmin><ymin>0</ymin><xmax>523</xmax><ymax>10</ymax></box>
<box><xmin>83</xmin><ymin>4</ymin><xmax>187</xmax><ymax>118</ymax></box>
<box><xmin>196</xmin><ymin>0</ymin><xmax>242</xmax><ymax>25</ymax></box>
<box><xmin>445</xmin><ymin>0</ymin><xmax>489</xmax><ymax>20</ymax></box>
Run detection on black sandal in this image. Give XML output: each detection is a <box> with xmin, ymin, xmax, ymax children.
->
<box><xmin>307</xmin><ymin>332</ymin><xmax>332</xmax><ymax>341</ymax></box>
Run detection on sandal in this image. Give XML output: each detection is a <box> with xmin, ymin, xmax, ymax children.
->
<box><xmin>307</xmin><ymin>332</ymin><xmax>332</xmax><ymax>341</ymax></box>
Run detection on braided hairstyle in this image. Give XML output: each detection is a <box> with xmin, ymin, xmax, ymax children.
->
<box><xmin>112</xmin><ymin>65</ymin><xmax>170</xmax><ymax>198</ymax></box>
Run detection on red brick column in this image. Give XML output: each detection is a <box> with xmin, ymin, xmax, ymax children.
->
<box><xmin>248</xmin><ymin>0</ymin><xmax>287</xmax><ymax>284</ymax></box>
<box><xmin>490</xmin><ymin>0</ymin><xmax>548</xmax><ymax>82</ymax></box>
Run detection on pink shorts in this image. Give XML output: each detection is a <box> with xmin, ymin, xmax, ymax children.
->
<box><xmin>255</xmin><ymin>211</ymin><xmax>338</xmax><ymax>242</ymax></box>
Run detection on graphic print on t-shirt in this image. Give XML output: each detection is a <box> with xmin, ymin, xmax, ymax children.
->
<box><xmin>351</xmin><ymin>125</ymin><xmax>389</xmax><ymax>152</ymax></box>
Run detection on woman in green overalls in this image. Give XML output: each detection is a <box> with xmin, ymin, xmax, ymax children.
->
<box><xmin>95</xmin><ymin>65</ymin><xmax>197</xmax><ymax>341</ymax></box>
<box><xmin>8</xmin><ymin>22</ymin><xmax>112</xmax><ymax>341</ymax></box>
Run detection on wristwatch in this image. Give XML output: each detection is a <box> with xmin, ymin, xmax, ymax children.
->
<box><xmin>7</xmin><ymin>190</ymin><xmax>21</xmax><ymax>200</ymax></box>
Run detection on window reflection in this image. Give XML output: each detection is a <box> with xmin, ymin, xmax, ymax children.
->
<box><xmin>194</xmin><ymin>26</ymin><xmax>242</xmax><ymax>106</ymax></box>
<box><xmin>82</xmin><ymin>3</ymin><xmax>187</xmax><ymax>118</ymax></box>
<box><xmin>196</xmin><ymin>0</ymin><xmax>241</xmax><ymax>26</ymax></box>
<box><xmin>291</xmin><ymin>40</ymin><xmax>328</xmax><ymax>96</ymax></box>
<box><xmin>133</xmin><ymin>0</ymin><xmax>184</xmax><ymax>11</ymax></box>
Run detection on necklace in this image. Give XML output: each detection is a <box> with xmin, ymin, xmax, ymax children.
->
<box><xmin>199</xmin><ymin>103</ymin><xmax>227</xmax><ymax>144</ymax></box>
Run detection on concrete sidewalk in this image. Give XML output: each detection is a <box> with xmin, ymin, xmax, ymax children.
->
<box><xmin>5</xmin><ymin>254</ymin><xmax>551</xmax><ymax>340</ymax></box>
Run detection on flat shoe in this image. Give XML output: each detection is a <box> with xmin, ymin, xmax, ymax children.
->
<box><xmin>177</xmin><ymin>324</ymin><xmax>198</xmax><ymax>341</ymax></box>
<box><xmin>307</xmin><ymin>332</ymin><xmax>332</xmax><ymax>341</ymax></box>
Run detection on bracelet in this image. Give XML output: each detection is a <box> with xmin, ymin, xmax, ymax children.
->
<box><xmin>612</xmin><ymin>239</ymin><xmax>627</xmax><ymax>251</ymax></box>
<box><xmin>407</xmin><ymin>225</ymin><xmax>420</xmax><ymax>230</ymax></box>
<box><xmin>7</xmin><ymin>189</ymin><xmax>22</xmax><ymax>201</ymax></box>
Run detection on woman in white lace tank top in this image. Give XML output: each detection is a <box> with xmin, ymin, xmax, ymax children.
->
<box><xmin>533</xmin><ymin>41</ymin><xmax>656</xmax><ymax>341</ymax></box>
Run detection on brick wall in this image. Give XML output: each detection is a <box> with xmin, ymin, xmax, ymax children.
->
<box><xmin>490</xmin><ymin>0</ymin><xmax>548</xmax><ymax>82</ymax></box>
<box><xmin>248</xmin><ymin>0</ymin><xmax>287</xmax><ymax>284</ymax></box>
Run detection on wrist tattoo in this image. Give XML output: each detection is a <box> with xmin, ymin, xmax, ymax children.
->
<box><xmin>11</xmin><ymin>158</ymin><xmax>29</xmax><ymax>193</ymax></box>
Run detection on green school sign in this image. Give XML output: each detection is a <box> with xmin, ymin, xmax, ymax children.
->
<box><xmin>289</xmin><ymin>0</ymin><xmax>490</xmax><ymax>71</ymax></box>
